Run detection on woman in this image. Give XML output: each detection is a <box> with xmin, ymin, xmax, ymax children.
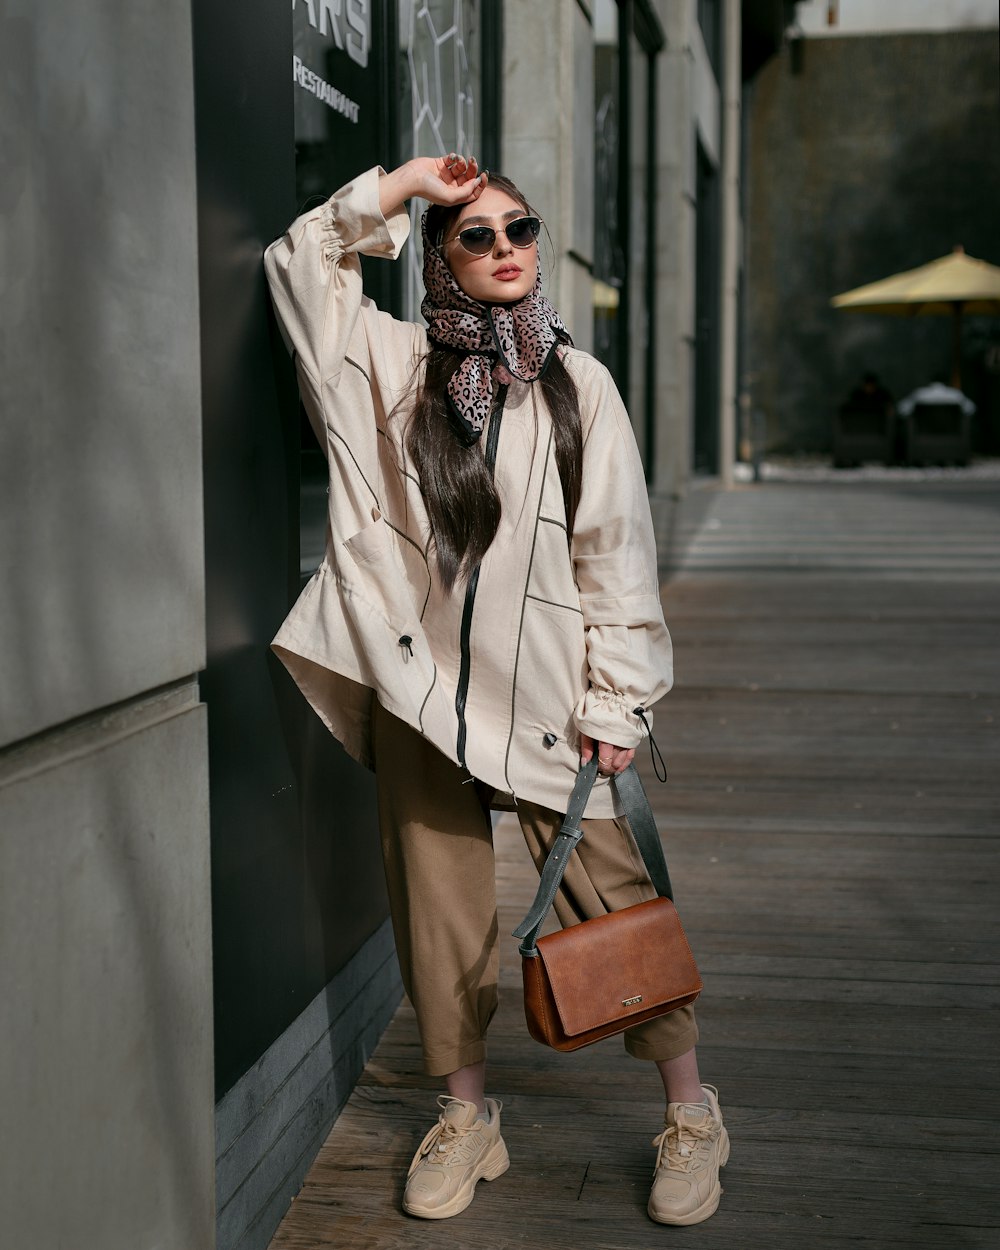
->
<box><xmin>264</xmin><ymin>153</ymin><xmax>727</xmax><ymax>1226</ymax></box>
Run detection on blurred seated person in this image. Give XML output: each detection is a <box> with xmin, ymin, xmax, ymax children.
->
<box><xmin>845</xmin><ymin>371</ymin><xmax>894</xmax><ymax>415</ymax></box>
<box><xmin>897</xmin><ymin>379</ymin><xmax>976</xmax><ymax>417</ymax></box>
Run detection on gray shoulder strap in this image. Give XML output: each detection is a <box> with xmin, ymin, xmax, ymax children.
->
<box><xmin>512</xmin><ymin>760</ymin><xmax>673</xmax><ymax>957</ymax></box>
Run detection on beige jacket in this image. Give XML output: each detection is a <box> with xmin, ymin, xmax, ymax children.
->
<box><xmin>263</xmin><ymin>167</ymin><xmax>673</xmax><ymax>818</ymax></box>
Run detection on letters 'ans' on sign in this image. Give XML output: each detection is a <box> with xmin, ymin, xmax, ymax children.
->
<box><xmin>294</xmin><ymin>0</ymin><xmax>370</xmax><ymax>66</ymax></box>
<box><xmin>292</xmin><ymin>0</ymin><xmax>371</xmax><ymax>138</ymax></box>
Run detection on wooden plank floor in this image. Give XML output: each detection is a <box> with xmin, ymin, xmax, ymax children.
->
<box><xmin>269</xmin><ymin>479</ymin><xmax>1000</xmax><ymax>1249</ymax></box>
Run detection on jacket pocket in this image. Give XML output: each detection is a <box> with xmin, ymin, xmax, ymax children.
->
<box><xmin>339</xmin><ymin>518</ymin><xmax>440</xmax><ymax>727</ymax></box>
<box><xmin>340</xmin><ymin>516</ymin><xmax>416</xmax><ymax>620</ymax></box>
<box><xmin>516</xmin><ymin>597</ymin><xmax>588</xmax><ymax>749</ymax></box>
<box><xmin>338</xmin><ymin>518</ymin><xmax>423</xmax><ymax>645</ymax></box>
<box><xmin>343</xmin><ymin>515</ymin><xmax>393</xmax><ymax>566</ymax></box>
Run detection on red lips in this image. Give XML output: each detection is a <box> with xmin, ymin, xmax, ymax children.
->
<box><xmin>492</xmin><ymin>265</ymin><xmax>523</xmax><ymax>280</ymax></box>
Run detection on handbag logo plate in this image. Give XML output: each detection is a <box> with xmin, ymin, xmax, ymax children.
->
<box><xmin>622</xmin><ymin>994</ymin><xmax>643</xmax><ymax>1006</ymax></box>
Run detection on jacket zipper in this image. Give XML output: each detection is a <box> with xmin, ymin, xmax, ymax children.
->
<box><xmin>455</xmin><ymin>385</ymin><xmax>507</xmax><ymax>767</ymax></box>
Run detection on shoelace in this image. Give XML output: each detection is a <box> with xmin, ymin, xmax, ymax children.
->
<box><xmin>652</xmin><ymin>1109</ymin><xmax>717</xmax><ymax>1176</ymax></box>
<box><xmin>408</xmin><ymin>1097</ymin><xmax>485</xmax><ymax>1175</ymax></box>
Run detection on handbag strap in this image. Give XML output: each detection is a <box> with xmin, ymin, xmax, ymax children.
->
<box><xmin>512</xmin><ymin>758</ymin><xmax>675</xmax><ymax>957</ymax></box>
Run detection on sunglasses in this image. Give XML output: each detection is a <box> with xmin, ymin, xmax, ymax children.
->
<box><xmin>441</xmin><ymin>215</ymin><xmax>542</xmax><ymax>257</ymax></box>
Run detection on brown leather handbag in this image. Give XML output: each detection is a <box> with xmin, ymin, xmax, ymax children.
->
<box><xmin>512</xmin><ymin>758</ymin><xmax>702</xmax><ymax>1052</ymax></box>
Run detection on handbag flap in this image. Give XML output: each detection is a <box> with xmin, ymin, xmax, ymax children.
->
<box><xmin>535</xmin><ymin>897</ymin><xmax>702</xmax><ymax>1037</ymax></box>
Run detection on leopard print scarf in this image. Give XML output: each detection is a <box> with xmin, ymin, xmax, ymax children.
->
<box><xmin>420</xmin><ymin>209</ymin><xmax>572</xmax><ymax>444</ymax></box>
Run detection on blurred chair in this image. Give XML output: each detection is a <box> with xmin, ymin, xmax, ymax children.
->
<box><xmin>832</xmin><ymin>404</ymin><xmax>894</xmax><ymax>468</ymax></box>
<box><xmin>901</xmin><ymin>402</ymin><xmax>971</xmax><ymax>466</ymax></box>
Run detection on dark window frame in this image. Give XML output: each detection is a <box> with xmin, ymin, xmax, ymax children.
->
<box><xmin>697</xmin><ymin>0</ymin><xmax>722</xmax><ymax>79</ymax></box>
<box><xmin>613</xmin><ymin>0</ymin><xmax>664</xmax><ymax>481</ymax></box>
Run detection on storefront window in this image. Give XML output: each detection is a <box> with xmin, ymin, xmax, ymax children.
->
<box><xmin>293</xmin><ymin>0</ymin><xmax>382</xmax><ymax>210</ymax></box>
<box><xmin>398</xmin><ymin>1</ymin><xmax>484</xmax><ymax>320</ymax></box>
<box><xmin>291</xmin><ymin>0</ymin><xmax>497</xmax><ymax>576</ymax></box>
<box><xmin>293</xmin><ymin>0</ymin><xmax>387</xmax><ymax>576</ymax></box>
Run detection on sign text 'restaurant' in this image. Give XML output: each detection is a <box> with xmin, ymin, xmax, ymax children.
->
<box><xmin>293</xmin><ymin>57</ymin><xmax>361</xmax><ymax>122</ymax></box>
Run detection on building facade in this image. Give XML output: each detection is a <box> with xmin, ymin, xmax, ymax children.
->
<box><xmin>745</xmin><ymin>4</ymin><xmax>1000</xmax><ymax>454</ymax></box>
<box><xmin>2</xmin><ymin>4</ymin><xmax>787</xmax><ymax>1248</ymax></box>
<box><xmin>1</xmin><ymin>4</ymin><xmax>214</xmax><ymax>1248</ymax></box>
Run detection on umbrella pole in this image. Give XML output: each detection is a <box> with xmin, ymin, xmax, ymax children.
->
<box><xmin>951</xmin><ymin>301</ymin><xmax>963</xmax><ymax>390</ymax></box>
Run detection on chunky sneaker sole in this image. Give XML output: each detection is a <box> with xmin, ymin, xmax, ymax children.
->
<box><xmin>403</xmin><ymin>1136</ymin><xmax>510</xmax><ymax>1219</ymax></box>
<box><xmin>648</xmin><ymin>1085</ymin><xmax>729</xmax><ymax>1226</ymax></box>
<box><xmin>648</xmin><ymin>1125</ymin><xmax>729</xmax><ymax>1225</ymax></box>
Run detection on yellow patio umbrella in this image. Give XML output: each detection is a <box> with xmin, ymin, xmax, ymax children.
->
<box><xmin>831</xmin><ymin>246</ymin><xmax>1000</xmax><ymax>388</ymax></box>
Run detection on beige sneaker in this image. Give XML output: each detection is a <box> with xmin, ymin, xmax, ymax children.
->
<box><xmin>403</xmin><ymin>1095</ymin><xmax>510</xmax><ymax>1219</ymax></box>
<box><xmin>648</xmin><ymin>1084</ymin><xmax>729</xmax><ymax>1226</ymax></box>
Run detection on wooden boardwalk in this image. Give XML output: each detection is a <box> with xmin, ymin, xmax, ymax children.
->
<box><xmin>269</xmin><ymin>479</ymin><xmax>1000</xmax><ymax>1249</ymax></box>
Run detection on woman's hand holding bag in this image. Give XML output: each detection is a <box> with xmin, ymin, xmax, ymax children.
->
<box><xmin>579</xmin><ymin>733</ymin><xmax>635</xmax><ymax>777</ymax></box>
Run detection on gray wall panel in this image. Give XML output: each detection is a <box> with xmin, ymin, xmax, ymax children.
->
<box><xmin>0</xmin><ymin>1</ymin><xmax>204</xmax><ymax>747</ymax></box>
<box><xmin>0</xmin><ymin>701</ymin><xmax>214</xmax><ymax>1250</ymax></box>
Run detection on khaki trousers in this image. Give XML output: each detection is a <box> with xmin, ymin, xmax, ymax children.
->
<box><xmin>373</xmin><ymin>703</ymin><xmax>698</xmax><ymax>1077</ymax></box>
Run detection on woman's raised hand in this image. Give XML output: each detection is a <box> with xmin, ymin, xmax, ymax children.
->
<box><xmin>379</xmin><ymin>154</ymin><xmax>487</xmax><ymax>218</ymax></box>
<box><xmin>411</xmin><ymin>154</ymin><xmax>487</xmax><ymax>204</ymax></box>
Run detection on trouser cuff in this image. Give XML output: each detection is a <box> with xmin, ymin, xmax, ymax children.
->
<box><xmin>624</xmin><ymin>1015</ymin><xmax>700</xmax><ymax>1062</ymax></box>
<box><xmin>422</xmin><ymin>1038</ymin><xmax>488</xmax><ymax>1078</ymax></box>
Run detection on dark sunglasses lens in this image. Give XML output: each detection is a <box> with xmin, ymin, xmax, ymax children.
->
<box><xmin>505</xmin><ymin>216</ymin><xmax>541</xmax><ymax>247</ymax></box>
<box><xmin>457</xmin><ymin>226</ymin><xmax>496</xmax><ymax>255</ymax></box>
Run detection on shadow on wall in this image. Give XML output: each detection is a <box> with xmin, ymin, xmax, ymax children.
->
<box><xmin>746</xmin><ymin>30</ymin><xmax>1000</xmax><ymax>456</ymax></box>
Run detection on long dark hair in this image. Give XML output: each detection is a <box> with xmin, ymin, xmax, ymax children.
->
<box><xmin>406</xmin><ymin>174</ymin><xmax>583</xmax><ymax>592</ymax></box>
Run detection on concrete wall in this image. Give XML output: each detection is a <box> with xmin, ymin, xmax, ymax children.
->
<box><xmin>503</xmin><ymin>0</ymin><xmax>595</xmax><ymax>353</ymax></box>
<box><xmin>651</xmin><ymin>0</ymin><xmax>723</xmax><ymax>507</ymax></box>
<box><xmin>746</xmin><ymin>30</ymin><xmax>1000</xmax><ymax>453</ymax></box>
<box><xmin>653</xmin><ymin>1</ymin><xmax>697</xmax><ymax>499</ymax></box>
<box><xmin>0</xmin><ymin>697</ymin><xmax>212</xmax><ymax>1248</ymax></box>
<box><xmin>0</xmin><ymin>3</ymin><xmax>214</xmax><ymax>1247</ymax></box>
